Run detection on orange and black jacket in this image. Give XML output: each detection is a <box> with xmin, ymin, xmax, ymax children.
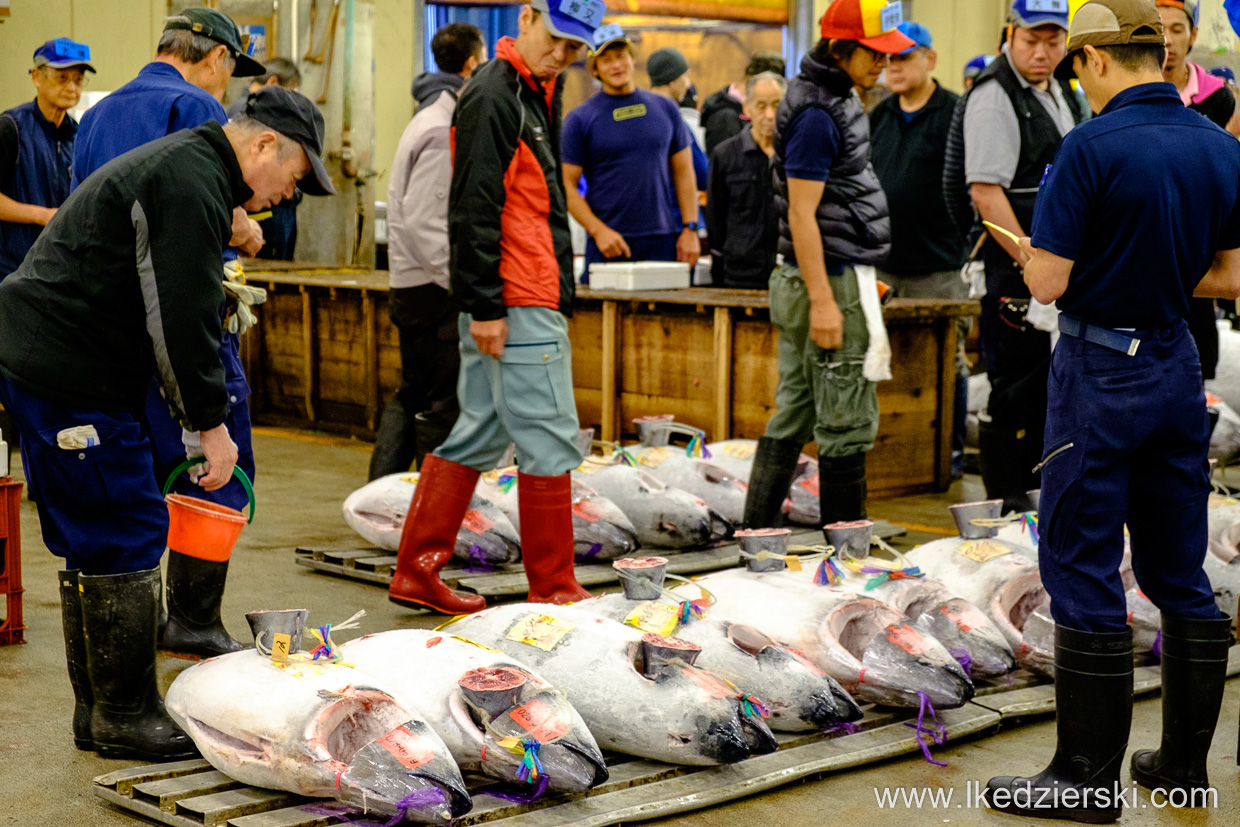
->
<box><xmin>449</xmin><ymin>37</ymin><xmax>574</xmax><ymax>322</ymax></box>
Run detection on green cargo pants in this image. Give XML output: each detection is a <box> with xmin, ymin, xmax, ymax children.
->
<box><xmin>762</xmin><ymin>263</ymin><xmax>879</xmax><ymax>457</ymax></box>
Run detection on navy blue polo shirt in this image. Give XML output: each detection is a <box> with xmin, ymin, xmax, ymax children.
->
<box><xmin>72</xmin><ymin>62</ymin><xmax>228</xmax><ymax>189</ymax></box>
<box><xmin>1031</xmin><ymin>82</ymin><xmax>1240</xmax><ymax>329</ymax></box>
<box><xmin>0</xmin><ymin>100</ymin><xmax>77</xmax><ymax>275</ymax></box>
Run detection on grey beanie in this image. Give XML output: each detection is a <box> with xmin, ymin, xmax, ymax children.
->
<box><xmin>647</xmin><ymin>47</ymin><xmax>690</xmax><ymax>87</ymax></box>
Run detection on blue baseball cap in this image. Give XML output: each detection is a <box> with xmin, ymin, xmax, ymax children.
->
<box><xmin>529</xmin><ymin>0</ymin><xmax>607</xmax><ymax>47</ymax></box>
<box><xmin>1009</xmin><ymin>0</ymin><xmax>1070</xmax><ymax>30</ymax></box>
<box><xmin>32</xmin><ymin>38</ymin><xmax>95</xmax><ymax>73</ymax></box>
<box><xmin>1209</xmin><ymin>66</ymin><xmax>1236</xmax><ymax>83</ymax></box>
<box><xmin>895</xmin><ymin>22</ymin><xmax>933</xmax><ymax>55</ymax></box>
<box><xmin>964</xmin><ymin>54</ymin><xmax>995</xmax><ymax>80</ymax></box>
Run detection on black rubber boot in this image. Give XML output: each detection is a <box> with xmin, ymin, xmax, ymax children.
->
<box><xmin>987</xmin><ymin>625</ymin><xmax>1132</xmax><ymax>823</ymax></box>
<box><xmin>413</xmin><ymin>412</ymin><xmax>455</xmax><ymax>471</ymax></box>
<box><xmin>79</xmin><ymin>567</ymin><xmax>199</xmax><ymax>760</ymax></box>
<box><xmin>369</xmin><ymin>397</ymin><xmax>417</xmax><ymax>480</ymax></box>
<box><xmin>1130</xmin><ymin>614</ymin><xmax>1233</xmax><ymax>797</ymax></box>
<box><xmin>58</xmin><ymin>571</ymin><xmax>93</xmax><ymax>750</ymax></box>
<box><xmin>160</xmin><ymin>551</ymin><xmax>245</xmax><ymax>659</ymax></box>
<box><xmin>978</xmin><ymin>418</ymin><xmax>1036</xmax><ymax>514</ymax></box>
<box><xmin>818</xmin><ymin>452</ymin><xmax>867</xmax><ymax>526</ymax></box>
<box><xmin>741</xmin><ymin>437</ymin><xmax>803</xmax><ymax>528</ymax></box>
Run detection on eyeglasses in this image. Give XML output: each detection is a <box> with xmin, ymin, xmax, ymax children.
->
<box><xmin>858</xmin><ymin>45</ymin><xmax>890</xmax><ymax>65</ymax></box>
<box><xmin>36</xmin><ymin>68</ymin><xmax>89</xmax><ymax>88</ymax></box>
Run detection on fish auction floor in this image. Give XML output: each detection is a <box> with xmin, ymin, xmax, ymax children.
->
<box><xmin>1</xmin><ymin>427</ymin><xmax>1237</xmax><ymax>826</ymax></box>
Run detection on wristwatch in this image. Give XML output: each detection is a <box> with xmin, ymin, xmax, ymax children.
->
<box><xmin>681</xmin><ymin>221</ymin><xmax>700</xmax><ymax>232</ymax></box>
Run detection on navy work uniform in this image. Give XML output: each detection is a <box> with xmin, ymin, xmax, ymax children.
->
<box><xmin>0</xmin><ymin>39</ymin><xmax>95</xmax><ymax>276</ymax></box>
<box><xmin>1031</xmin><ymin>82</ymin><xmax>1240</xmax><ymax>632</ymax></box>
<box><xmin>73</xmin><ymin>61</ymin><xmax>255</xmax><ymax>513</ymax></box>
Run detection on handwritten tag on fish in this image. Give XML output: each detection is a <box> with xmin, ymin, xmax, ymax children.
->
<box><xmin>885</xmin><ymin>623</ymin><xmax>929</xmax><ymax>657</ymax></box>
<box><xmin>623</xmin><ymin>601</ymin><xmax>680</xmax><ymax>637</ymax></box>
<box><xmin>377</xmin><ymin>725</ymin><xmax>435</xmax><ymax>769</ymax></box>
<box><xmin>797</xmin><ymin>476</ymin><xmax>819</xmax><ymax>496</ymax></box>
<box><xmin>270</xmin><ymin>633</ymin><xmax>291</xmax><ymax>664</ymax></box>
<box><xmin>957</xmin><ymin>539</ymin><xmax>1012</xmax><ymax>563</ymax></box>
<box><xmin>1209</xmin><ymin>494</ymin><xmax>1239</xmax><ymax>508</ymax></box>
<box><xmin>571</xmin><ymin>499</ymin><xmax>603</xmax><ymax>523</ymax></box>
<box><xmin>461</xmin><ymin>510</ymin><xmax>495</xmax><ymax>535</ymax></box>
<box><xmin>509</xmin><ymin>697</ymin><xmax>571</xmax><ymax>743</ymax></box>
<box><xmin>506</xmin><ymin>614</ymin><xmax>575</xmax><ymax>651</ymax></box>
<box><xmin>639</xmin><ymin>447</ymin><xmax>670</xmax><ymax>468</ymax></box>
<box><xmin>723</xmin><ymin>443</ymin><xmax>756</xmax><ymax>460</ymax></box>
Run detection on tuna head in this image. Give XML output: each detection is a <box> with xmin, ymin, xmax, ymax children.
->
<box><xmin>822</xmin><ymin>599</ymin><xmax>974</xmax><ymax>708</ymax></box>
<box><xmin>312</xmin><ymin>693</ymin><xmax>470</xmax><ymax>823</ymax></box>
<box><xmin>632</xmin><ymin>637</ymin><xmax>778</xmax><ymax>763</ymax></box>
<box><xmin>570</xmin><ymin>483</ymin><xmax>641</xmax><ymax>562</ymax></box>
<box><xmin>449</xmin><ymin>671</ymin><xmax>608</xmax><ymax>792</ymax></box>
<box><xmin>724</xmin><ymin>622</ymin><xmax>863</xmax><ymax>729</ymax></box>
<box><xmin>636</xmin><ymin>469</ymin><xmax>732</xmax><ymax>546</ymax></box>
<box><xmin>454</xmin><ymin>497</ymin><xmax>521</xmax><ymax>568</ymax></box>
<box><xmin>1019</xmin><ymin>605</ymin><xmax>1056</xmax><ymax>677</ymax></box>
<box><xmin>903</xmin><ymin>592</ymin><xmax>1016</xmax><ymax>679</ymax></box>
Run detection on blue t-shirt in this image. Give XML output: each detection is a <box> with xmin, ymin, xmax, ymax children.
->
<box><xmin>1031</xmin><ymin>83</ymin><xmax>1240</xmax><ymax>329</ymax></box>
<box><xmin>782</xmin><ymin>108</ymin><xmax>841</xmax><ymax>183</ymax></box>
<box><xmin>73</xmin><ymin>62</ymin><xmax>228</xmax><ymax>190</ymax></box>
<box><xmin>562</xmin><ymin>88</ymin><xmax>692</xmax><ymax>237</ymax></box>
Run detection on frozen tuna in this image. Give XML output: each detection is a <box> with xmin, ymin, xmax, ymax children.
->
<box><xmin>476</xmin><ymin>468</ymin><xmax>641</xmax><ymax>563</ymax></box>
<box><xmin>572</xmin><ymin>458</ymin><xmax>731</xmax><ymax>549</ymax></box>
<box><xmin>706</xmin><ymin>439</ymin><xmax>821</xmax><ymax>525</ymax></box>
<box><xmin>679</xmin><ymin>568</ymin><xmax>974</xmax><ymax>709</ymax></box>
<box><xmin>337</xmin><ymin>630</ymin><xmax>607</xmax><ymax>792</ymax></box>
<box><xmin>342</xmin><ymin>473</ymin><xmax>520</xmax><ymax>567</ymax></box>
<box><xmin>621</xmin><ymin>445</ymin><xmax>749</xmax><ymax>525</ymax></box>
<box><xmin>444</xmin><ymin>603</ymin><xmax>778</xmax><ymax>765</ymax></box>
<box><xmin>165</xmin><ymin>651</ymin><xmax>470</xmax><ymax>823</ymax></box>
<box><xmin>575</xmin><ymin>591</ymin><xmax>862</xmax><ymax>731</ymax></box>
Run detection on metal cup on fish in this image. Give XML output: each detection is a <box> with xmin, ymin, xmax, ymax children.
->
<box><xmin>823</xmin><ymin>520</ymin><xmax>873</xmax><ymax>560</ymax></box>
<box><xmin>614</xmin><ymin>556</ymin><xmax>669</xmax><ymax>600</ymax></box>
<box><xmin>949</xmin><ymin>499</ymin><xmax>1003</xmax><ymax>540</ymax></box>
<box><xmin>1026</xmin><ymin>490</ymin><xmax>1040</xmax><ymax>515</ymax></box>
<box><xmin>633</xmin><ymin>414</ymin><xmax>676</xmax><ymax>447</ymax></box>
<box><xmin>246</xmin><ymin>608</ymin><xmax>308</xmax><ymax>656</ymax></box>
<box><xmin>736</xmin><ymin>528</ymin><xmax>791</xmax><ymax>572</ymax></box>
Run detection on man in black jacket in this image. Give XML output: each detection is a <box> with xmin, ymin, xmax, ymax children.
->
<box><xmin>0</xmin><ymin>91</ymin><xmax>332</xmax><ymax>760</ymax></box>
<box><xmin>701</xmin><ymin>50</ymin><xmax>786</xmax><ymax>156</ymax></box>
<box><xmin>707</xmin><ymin>71</ymin><xmax>785</xmax><ymax>288</ymax></box>
<box><xmin>869</xmin><ymin>21</ymin><xmax>968</xmax><ymax>475</ymax></box>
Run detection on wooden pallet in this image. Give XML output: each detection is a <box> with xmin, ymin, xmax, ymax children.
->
<box><xmin>292</xmin><ymin>522</ymin><xmax>906</xmax><ymax>596</ymax></box>
<box><xmin>93</xmin><ymin>651</ymin><xmax>1240</xmax><ymax>827</ymax></box>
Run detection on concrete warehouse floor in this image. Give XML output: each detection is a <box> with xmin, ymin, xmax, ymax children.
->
<box><xmin>0</xmin><ymin>427</ymin><xmax>1237</xmax><ymax>826</ymax></box>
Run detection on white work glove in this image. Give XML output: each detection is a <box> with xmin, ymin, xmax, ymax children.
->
<box><xmin>181</xmin><ymin>429</ymin><xmax>208</xmax><ymax>483</ymax></box>
<box><xmin>222</xmin><ymin>278</ymin><xmax>267</xmax><ymax>336</ymax></box>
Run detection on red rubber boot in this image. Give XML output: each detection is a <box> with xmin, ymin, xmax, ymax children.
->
<box><xmin>518</xmin><ymin>472</ymin><xmax>591</xmax><ymax>604</ymax></box>
<box><xmin>388</xmin><ymin>455</ymin><xmax>487</xmax><ymax>614</ymax></box>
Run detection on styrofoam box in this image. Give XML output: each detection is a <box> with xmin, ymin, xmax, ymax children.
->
<box><xmin>589</xmin><ymin>261</ymin><xmax>691</xmax><ymax>291</ymax></box>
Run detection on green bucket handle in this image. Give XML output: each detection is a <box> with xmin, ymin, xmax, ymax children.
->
<box><xmin>162</xmin><ymin>456</ymin><xmax>256</xmax><ymax>524</ymax></box>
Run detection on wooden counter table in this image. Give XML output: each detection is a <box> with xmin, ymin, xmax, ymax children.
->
<box><xmin>239</xmin><ymin>262</ymin><xmax>978</xmax><ymax>498</ymax></box>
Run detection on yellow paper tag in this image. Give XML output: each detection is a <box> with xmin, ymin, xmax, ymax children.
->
<box><xmin>786</xmin><ymin>555</ymin><xmax>803</xmax><ymax>573</ymax></box>
<box><xmin>1208</xmin><ymin>494</ymin><xmax>1239</xmax><ymax>508</ymax></box>
<box><xmin>957</xmin><ymin>540</ymin><xmax>1012</xmax><ymax>563</ymax></box>
<box><xmin>400</xmin><ymin>473</ymin><xmax>420</xmax><ymax>485</ymax></box>
<box><xmin>639</xmin><ymin>447</ymin><xmax>669</xmax><ymax>468</ymax></box>
<box><xmin>623</xmin><ymin>601</ymin><xmax>680</xmax><ymax>637</ymax></box>
<box><xmin>505</xmin><ymin>614</ymin><xmax>575</xmax><ymax>651</ymax></box>
<box><xmin>723</xmin><ymin>443</ymin><xmax>756</xmax><ymax>460</ymax></box>
<box><xmin>271</xmin><ymin>633</ymin><xmax>291</xmax><ymax>663</ymax></box>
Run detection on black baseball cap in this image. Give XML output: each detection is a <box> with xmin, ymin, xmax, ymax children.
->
<box><xmin>164</xmin><ymin>8</ymin><xmax>265</xmax><ymax>77</ymax></box>
<box><xmin>242</xmin><ymin>86</ymin><xmax>336</xmax><ymax>195</ymax></box>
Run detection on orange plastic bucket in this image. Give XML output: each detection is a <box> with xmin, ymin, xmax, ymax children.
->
<box><xmin>166</xmin><ymin>494</ymin><xmax>247</xmax><ymax>562</ymax></box>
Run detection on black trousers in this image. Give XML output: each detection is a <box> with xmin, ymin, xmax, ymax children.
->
<box><xmin>370</xmin><ymin>284</ymin><xmax>461</xmax><ymax>477</ymax></box>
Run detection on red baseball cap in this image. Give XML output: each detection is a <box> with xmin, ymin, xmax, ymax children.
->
<box><xmin>820</xmin><ymin>0</ymin><xmax>917</xmax><ymax>54</ymax></box>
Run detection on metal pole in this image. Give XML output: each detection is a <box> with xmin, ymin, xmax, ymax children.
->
<box><xmin>787</xmin><ymin>0</ymin><xmax>816</xmax><ymax>72</ymax></box>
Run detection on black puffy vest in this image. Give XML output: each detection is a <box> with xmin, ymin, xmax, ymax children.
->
<box><xmin>772</xmin><ymin>53</ymin><xmax>891</xmax><ymax>267</ymax></box>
